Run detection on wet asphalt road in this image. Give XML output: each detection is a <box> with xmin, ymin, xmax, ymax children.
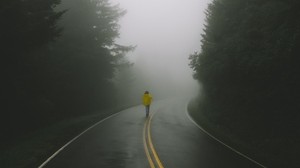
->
<box><xmin>43</xmin><ymin>98</ymin><xmax>263</xmax><ymax>168</ymax></box>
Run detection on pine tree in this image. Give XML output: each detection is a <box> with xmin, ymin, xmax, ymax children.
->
<box><xmin>45</xmin><ymin>0</ymin><xmax>134</xmax><ymax>113</ymax></box>
<box><xmin>190</xmin><ymin>0</ymin><xmax>300</xmax><ymax>166</ymax></box>
<box><xmin>0</xmin><ymin>0</ymin><xmax>65</xmax><ymax>147</ymax></box>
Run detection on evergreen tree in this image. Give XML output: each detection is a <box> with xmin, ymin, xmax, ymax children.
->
<box><xmin>0</xmin><ymin>0</ymin><xmax>65</xmax><ymax>139</ymax></box>
<box><xmin>46</xmin><ymin>0</ymin><xmax>133</xmax><ymax>114</ymax></box>
<box><xmin>1</xmin><ymin>0</ymin><xmax>133</xmax><ymax>146</ymax></box>
<box><xmin>190</xmin><ymin>0</ymin><xmax>300</xmax><ymax>166</ymax></box>
<box><xmin>1</xmin><ymin>0</ymin><xmax>65</xmax><ymax>56</ymax></box>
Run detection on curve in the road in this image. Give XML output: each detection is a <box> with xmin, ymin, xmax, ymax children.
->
<box><xmin>185</xmin><ymin>104</ymin><xmax>267</xmax><ymax>168</ymax></box>
<box><xmin>38</xmin><ymin>99</ymin><xmax>267</xmax><ymax>168</ymax></box>
<box><xmin>38</xmin><ymin>112</ymin><xmax>122</xmax><ymax>168</ymax></box>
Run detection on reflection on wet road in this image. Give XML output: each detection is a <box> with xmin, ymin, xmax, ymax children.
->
<box><xmin>41</xmin><ymin>99</ymin><xmax>264</xmax><ymax>168</ymax></box>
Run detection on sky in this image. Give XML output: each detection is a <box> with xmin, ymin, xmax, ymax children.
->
<box><xmin>111</xmin><ymin>0</ymin><xmax>211</xmax><ymax>98</ymax></box>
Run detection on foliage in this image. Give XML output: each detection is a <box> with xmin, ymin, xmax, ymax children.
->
<box><xmin>1</xmin><ymin>0</ymin><xmax>133</xmax><ymax>149</ymax></box>
<box><xmin>190</xmin><ymin>0</ymin><xmax>300</xmax><ymax>166</ymax></box>
<box><xmin>43</xmin><ymin>0</ymin><xmax>133</xmax><ymax>114</ymax></box>
<box><xmin>0</xmin><ymin>0</ymin><xmax>65</xmax><ymax>54</ymax></box>
<box><xmin>1</xmin><ymin>0</ymin><xmax>65</xmax><ymax>141</ymax></box>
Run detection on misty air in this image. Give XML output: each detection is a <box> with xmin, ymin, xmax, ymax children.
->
<box><xmin>1</xmin><ymin>0</ymin><xmax>299</xmax><ymax>167</ymax></box>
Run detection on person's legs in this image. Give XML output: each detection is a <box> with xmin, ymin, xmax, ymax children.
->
<box><xmin>145</xmin><ymin>105</ymin><xmax>150</xmax><ymax>117</ymax></box>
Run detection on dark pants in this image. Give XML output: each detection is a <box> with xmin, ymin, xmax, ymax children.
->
<box><xmin>145</xmin><ymin>105</ymin><xmax>150</xmax><ymax>116</ymax></box>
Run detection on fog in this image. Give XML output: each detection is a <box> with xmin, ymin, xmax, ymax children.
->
<box><xmin>111</xmin><ymin>0</ymin><xmax>211</xmax><ymax>101</ymax></box>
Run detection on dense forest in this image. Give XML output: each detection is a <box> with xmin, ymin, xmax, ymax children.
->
<box><xmin>190</xmin><ymin>0</ymin><xmax>300</xmax><ymax>167</ymax></box>
<box><xmin>1</xmin><ymin>0</ymin><xmax>132</xmax><ymax>146</ymax></box>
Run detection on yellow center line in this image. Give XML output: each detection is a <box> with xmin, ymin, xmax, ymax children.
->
<box><xmin>143</xmin><ymin>119</ymin><xmax>155</xmax><ymax>168</ymax></box>
<box><xmin>148</xmin><ymin>113</ymin><xmax>164</xmax><ymax>168</ymax></box>
<box><xmin>143</xmin><ymin>111</ymin><xmax>165</xmax><ymax>168</ymax></box>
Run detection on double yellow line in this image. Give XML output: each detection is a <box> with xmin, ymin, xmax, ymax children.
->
<box><xmin>143</xmin><ymin>113</ymin><xmax>164</xmax><ymax>168</ymax></box>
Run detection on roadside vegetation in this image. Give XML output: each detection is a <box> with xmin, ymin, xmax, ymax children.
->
<box><xmin>1</xmin><ymin>0</ymin><xmax>135</xmax><ymax>167</ymax></box>
<box><xmin>189</xmin><ymin>0</ymin><xmax>300</xmax><ymax>167</ymax></box>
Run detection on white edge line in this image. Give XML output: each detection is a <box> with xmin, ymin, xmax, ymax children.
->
<box><xmin>185</xmin><ymin>103</ymin><xmax>267</xmax><ymax>168</ymax></box>
<box><xmin>38</xmin><ymin>112</ymin><xmax>122</xmax><ymax>168</ymax></box>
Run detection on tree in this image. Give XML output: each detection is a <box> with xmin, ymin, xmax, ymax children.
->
<box><xmin>1</xmin><ymin>0</ymin><xmax>133</xmax><ymax>145</ymax></box>
<box><xmin>0</xmin><ymin>0</ymin><xmax>65</xmax><ymax>56</ymax></box>
<box><xmin>190</xmin><ymin>0</ymin><xmax>300</xmax><ymax>165</ymax></box>
<box><xmin>191</xmin><ymin>0</ymin><xmax>300</xmax><ymax>126</ymax></box>
<box><xmin>44</xmin><ymin>0</ymin><xmax>134</xmax><ymax>114</ymax></box>
<box><xmin>0</xmin><ymin>0</ymin><xmax>65</xmax><ymax>144</ymax></box>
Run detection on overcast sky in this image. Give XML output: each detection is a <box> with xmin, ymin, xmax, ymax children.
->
<box><xmin>111</xmin><ymin>0</ymin><xmax>211</xmax><ymax>96</ymax></box>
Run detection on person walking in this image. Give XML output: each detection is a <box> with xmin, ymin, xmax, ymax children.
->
<box><xmin>142</xmin><ymin>91</ymin><xmax>152</xmax><ymax>117</ymax></box>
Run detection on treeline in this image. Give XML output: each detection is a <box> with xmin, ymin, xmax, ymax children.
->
<box><xmin>1</xmin><ymin>0</ymin><xmax>132</xmax><ymax>145</ymax></box>
<box><xmin>190</xmin><ymin>0</ymin><xmax>300</xmax><ymax>166</ymax></box>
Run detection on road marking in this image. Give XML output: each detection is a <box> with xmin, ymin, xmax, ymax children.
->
<box><xmin>38</xmin><ymin>112</ymin><xmax>122</xmax><ymax>168</ymax></box>
<box><xmin>148</xmin><ymin>114</ymin><xmax>164</xmax><ymax>168</ymax></box>
<box><xmin>143</xmin><ymin>111</ymin><xmax>164</xmax><ymax>168</ymax></box>
<box><xmin>185</xmin><ymin>105</ymin><xmax>267</xmax><ymax>168</ymax></box>
<box><xmin>143</xmin><ymin>119</ymin><xmax>155</xmax><ymax>168</ymax></box>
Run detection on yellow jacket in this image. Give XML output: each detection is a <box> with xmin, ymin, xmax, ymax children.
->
<box><xmin>143</xmin><ymin>93</ymin><xmax>152</xmax><ymax>106</ymax></box>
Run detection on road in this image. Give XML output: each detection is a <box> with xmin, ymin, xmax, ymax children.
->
<box><xmin>41</xmin><ymin>98</ymin><xmax>264</xmax><ymax>168</ymax></box>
